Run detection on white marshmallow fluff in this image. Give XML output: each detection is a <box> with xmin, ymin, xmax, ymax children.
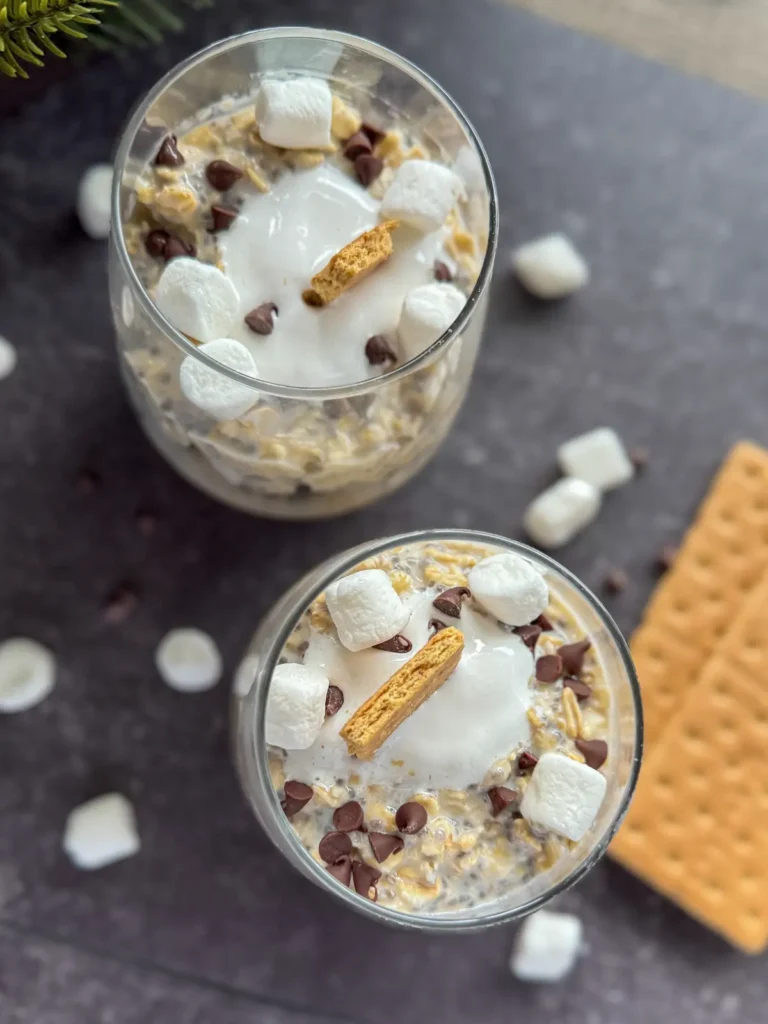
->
<box><xmin>325</xmin><ymin>568</ymin><xmax>410</xmax><ymax>652</ymax></box>
<box><xmin>468</xmin><ymin>553</ymin><xmax>549</xmax><ymax>626</ymax></box>
<box><xmin>510</xmin><ymin>910</ymin><xmax>583</xmax><ymax>982</ymax></box>
<box><xmin>557</xmin><ymin>427</ymin><xmax>634</xmax><ymax>492</ymax></box>
<box><xmin>154</xmin><ymin>258</ymin><xmax>240</xmax><ymax>342</ymax></box>
<box><xmin>256</xmin><ymin>78</ymin><xmax>332</xmax><ymax>149</ymax></box>
<box><xmin>266</xmin><ymin>662</ymin><xmax>329</xmax><ymax>750</ymax></box>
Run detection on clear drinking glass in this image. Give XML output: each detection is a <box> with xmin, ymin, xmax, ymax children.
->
<box><xmin>231</xmin><ymin>529</ymin><xmax>643</xmax><ymax>932</ymax></box>
<box><xmin>109</xmin><ymin>29</ymin><xmax>497</xmax><ymax>519</ymax></box>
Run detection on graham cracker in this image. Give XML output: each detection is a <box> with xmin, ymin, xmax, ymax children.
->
<box><xmin>340</xmin><ymin>627</ymin><xmax>464</xmax><ymax>760</ymax></box>
<box><xmin>611</xmin><ymin>570</ymin><xmax>768</xmax><ymax>953</ymax></box>
<box><xmin>302</xmin><ymin>220</ymin><xmax>399</xmax><ymax>306</ymax></box>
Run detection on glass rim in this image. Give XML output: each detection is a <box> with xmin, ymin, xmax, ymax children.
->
<box><xmin>240</xmin><ymin>527</ymin><xmax>644</xmax><ymax>932</ymax></box>
<box><xmin>110</xmin><ymin>26</ymin><xmax>499</xmax><ymax>401</ymax></box>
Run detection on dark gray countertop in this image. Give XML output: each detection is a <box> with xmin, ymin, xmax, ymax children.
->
<box><xmin>2</xmin><ymin>1</ymin><xmax>767</xmax><ymax>1020</ymax></box>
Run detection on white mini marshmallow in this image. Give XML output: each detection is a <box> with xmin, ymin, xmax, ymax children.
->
<box><xmin>179</xmin><ymin>338</ymin><xmax>257</xmax><ymax>421</ymax></box>
<box><xmin>266</xmin><ymin>662</ymin><xmax>329</xmax><ymax>749</ymax></box>
<box><xmin>155</xmin><ymin>628</ymin><xmax>222</xmax><ymax>692</ymax></box>
<box><xmin>233</xmin><ymin>653</ymin><xmax>259</xmax><ymax>698</ymax></box>
<box><xmin>380</xmin><ymin>160</ymin><xmax>463</xmax><ymax>233</ymax></box>
<box><xmin>523</xmin><ymin>477</ymin><xmax>601</xmax><ymax>549</ymax></box>
<box><xmin>0</xmin><ymin>335</ymin><xmax>17</xmax><ymax>380</ymax></box>
<box><xmin>520</xmin><ymin>752</ymin><xmax>607</xmax><ymax>842</ymax></box>
<box><xmin>326</xmin><ymin>568</ymin><xmax>410</xmax><ymax>652</ymax></box>
<box><xmin>76</xmin><ymin>163</ymin><xmax>113</xmax><ymax>240</ymax></box>
<box><xmin>557</xmin><ymin>427</ymin><xmax>634</xmax><ymax>492</ymax></box>
<box><xmin>468</xmin><ymin>553</ymin><xmax>549</xmax><ymax>627</ymax></box>
<box><xmin>512</xmin><ymin>233</ymin><xmax>589</xmax><ymax>299</ymax></box>
<box><xmin>154</xmin><ymin>257</ymin><xmax>239</xmax><ymax>343</ymax></box>
<box><xmin>63</xmin><ymin>793</ymin><xmax>140</xmax><ymax>870</ymax></box>
<box><xmin>398</xmin><ymin>283</ymin><xmax>466</xmax><ymax>358</ymax></box>
<box><xmin>256</xmin><ymin>77</ymin><xmax>332</xmax><ymax>149</ymax></box>
<box><xmin>453</xmin><ymin>145</ymin><xmax>485</xmax><ymax>194</ymax></box>
<box><xmin>510</xmin><ymin>910</ymin><xmax>583</xmax><ymax>982</ymax></box>
<box><xmin>0</xmin><ymin>637</ymin><xmax>56</xmax><ymax>713</ymax></box>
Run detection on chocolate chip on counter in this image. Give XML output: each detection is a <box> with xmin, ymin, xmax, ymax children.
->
<box><xmin>535</xmin><ymin>653</ymin><xmax>563</xmax><ymax>682</ymax></box>
<box><xmin>103</xmin><ymin>583</ymin><xmax>138</xmax><ymax>624</ymax></box>
<box><xmin>517</xmin><ymin>751</ymin><xmax>538</xmax><ymax>772</ymax></box>
<box><xmin>604</xmin><ymin>568</ymin><xmax>628</xmax><ymax>594</ymax></box>
<box><xmin>326</xmin><ymin>855</ymin><xmax>353</xmax><ymax>886</ymax></box>
<box><xmin>369</xmin><ymin>831</ymin><xmax>405</xmax><ymax>862</ymax></box>
<box><xmin>487</xmin><ymin>786</ymin><xmax>518</xmax><ymax>817</ymax></box>
<box><xmin>281</xmin><ymin>780</ymin><xmax>314</xmax><ymax>818</ymax></box>
<box><xmin>343</xmin><ymin>131</ymin><xmax>373</xmax><ymax>160</ymax></box>
<box><xmin>352</xmin><ymin>860</ymin><xmax>381</xmax><ymax>899</ymax></box>
<box><xmin>318</xmin><ymin>831</ymin><xmax>353</xmax><ymax>863</ymax></box>
<box><xmin>211</xmin><ymin>204</ymin><xmax>238</xmax><ymax>232</ymax></box>
<box><xmin>365</xmin><ymin>335</ymin><xmax>398</xmax><ymax>366</ymax></box>
<box><xmin>563</xmin><ymin>677</ymin><xmax>592</xmax><ymax>702</ymax></box>
<box><xmin>514</xmin><ymin>624</ymin><xmax>542</xmax><ymax>650</ymax></box>
<box><xmin>245</xmin><ymin>302</ymin><xmax>278</xmax><ymax>336</ymax></box>
<box><xmin>206</xmin><ymin>159</ymin><xmax>244</xmax><ymax>191</ymax></box>
<box><xmin>630</xmin><ymin>445</ymin><xmax>649</xmax><ymax>471</ymax></box>
<box><xmin>428</xmin><ymin>619</ymin><xmax>448</xmax><ymax>635</ymax></box>
<box><xmin>656</xmin><ymin>544</ymin><xmax>678</xmax><ymax>574</ymax></box>
<box><xmin>432</xmin><ymin>586</ymin><xmax>471</xmax><ymax>618</ymax></box>
<box><xmin>155</xmin><ymin>134</ymin><xmax>184</xmax><ymax>167</ymax></box>
<box><xmin>325</xmin><ymin>684</ymin><xmax>344</xmax><ymax>718</ymax></box>
<box><xmin>355</xmin><ymin>153</ymin><xmax>383</xmax><ymax>187</ymax></box>
<box><xmin>360</xmin><ymin>122</ymin><xmax>386</xmax><ymax>146</ymax></box>
<box><xmin>163</xmin><ymin>234</ymin><xmax>196</xmax><ymax>261</ymax></box>
<box><xmin>575</xmin><ymin>738</ymin><xmax>608</xmax><ymax>770</ymax></box>
<box><xmin>332</xmin><ymin>801</ymin><xmax>365</xmax><ymax>832</ymax></box>
<box><xmin>395</xmin><ymin>801</ymin><xmax>428</xmax><ymax>834</ymax></box>
<box><xmin>558</xmin><ymin>639</ymin><xmax>591</xmax><ymax>676</ymax></box>
<box><xmin>373</xmin><ymin>634</ymin><xmax>412</xmax><ymax>653</ymax></box>
<box><xmin>534</xmin><ymin>613</ymin><xmax>554</xmax><ymax>631</ymax></box>
<box><xmin>145</xmin><ymin>229</ymin><xmax>171</xmax><ymax>258</ymax></box>
<box><xmin>434</xmin><ymin>260</ymin><xmax>453</xmax><ymax>282</ymax></box>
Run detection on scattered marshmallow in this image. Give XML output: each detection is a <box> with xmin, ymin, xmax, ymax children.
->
<box><xmin>256</xmin><ymin>77</ymin><xmax>332</xmax><ymax>149</ymax></box>
<box><xmin>523</xmin><ymin>477</ymin><xmax>601</xmax><ymax>549</ymax></box>
<box><xmin>512</xmin><ymin>233</ymin><xmax>589</xmax><ymax>299</ymax></box>
<box><xmin>76</xmin><ymin>163</ymin><xmax>113</xmax><ymax>240</ymax></box>
<box><xmin>179</xmin><ymin>338</ymin><xmax>258</xmax><ymax>421</ymax></box>
<box><xmin>326</xmin><ymin>568</ymin><xmax>411</xmax><ymax>652</ymax></box>
<box><xmin>398</xmin><ymin>283</ymin><xmax>466</xmax><ymax>358</ymax></box>
<box><xmin>63</xmin><ymin>793</ymin><xmax>140</xmax><ymax>870</ymax></box>
<box><xmin>0</xmin><ymin>335</ymin><xmax>17</xmax><ymax>381</ymax></box>
<box><xmin>155</xmin><ymin>628</ymin><xmax>222</xmax><ymax>692</ymax></box>
<box><xmin>154</xmin><ymin>257</ymin><xmax>239</xmax><ymax>343</ymax></box>
<box><xmin>0</xmin><ymin>637</ymin><xmax>56</xmax><ymax>713</ymax></box>
<box><xmin>468</xmin><ymin>553</ymin><xmax>549</xmax><ymax>627</ymax></box>
<box><xmin>510</xmin><ymin>910</ymin><xmax>583</xmax><ymax>982</ymax></box>
<box><xmin>380</xmin><ymin>160</ymin><xmax>463</xmax><ymax>233</ymax></box>
<box><xmin>557</xmin><ymin>427</ymin><xmax>634</xmax><ymax>492</ymax></box>
<box><xmin>520</xmin><ymin>751</ymin><xmax>607</xmax><ymax>842</ymax></box>
<box><xmin>265</xmin><ymin>662</ymin><xmax>329</xmax><ymax>749</ymax></box>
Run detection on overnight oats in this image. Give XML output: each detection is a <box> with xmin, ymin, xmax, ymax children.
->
<box><xmin>233</xmin><ymin>531</ymin><xmax>642</xmax><ymax>927</ymax></box>
<box><xmin>110</xmin><ymin>29</ymin><xmax>496</xmax><ymax>517</ymax></box>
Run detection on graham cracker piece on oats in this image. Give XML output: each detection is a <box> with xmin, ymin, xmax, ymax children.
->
<box><xmin>302</xmin><ymin>219</ymin><xmax>399</xmax><ymax>306</ymax></box>
<box><xmin>340</xmin><ymin>626</ymin><xmax>464</xmax><ymax>760</ymax></box>
<box><xmin>612</xmin><ymin>570</ymin><xmax>768</xmax><ymax>954</ymax></box>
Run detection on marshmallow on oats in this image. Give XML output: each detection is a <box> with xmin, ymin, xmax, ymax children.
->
<box><xmin>179</xmin><ymin>339</ymin><xmax>257</xmax><ymax>421</ymax></box>
<box><xmin>523</xmin><ymin>478</ymin><xmax>601</xmax><ymax>549</ymax></box>
<box><xmin>398</xmin><ymin>283</ymin><xmax>465</xmax><ymax>358</ymax></box>
<box><xmin>325</xmin><ymin>568</ymin><xmax>410</xmax><ymax>652</ymax></box>
<box><xmin>468</xmin><ymin>553</ymin><xmax>548</xmax><ymax>626</ymax></box>
<box><xmin>380</xmin><ymin>159</ymin><xmax>463</xmax><ymax>233</ymax></box>
<box><xmin>63</xmin><ymin>793</ymin><xmax>140</xmax><ymax>870</ymax></box>
<box><xmin>77</xmin><ymin>163</ymin><xmax>113</xmax><ymax>240</ymax></box>
<box><xmin>154</xmin><ymin>257</ymin><xmax>239</xmax><ymax>342</ymax></box>
<box><xmin>266</xmin><ymin>663</ymin><xmax>329</xmax><ymax>749</ymax></box>
<box><xmin>520</xmin><ymin>752</ymin><xmax>607</xmax><ymax>842</ymax></box>
<box><xmin>512</xmin><ymin>233</ymin><xmax>589</xmax><ymax>299</ymax></box>
<box><xmin>510</xmin><ymin>909</ymin><xmax>583</xmax><ymax>982</ymax></box>
<box><xmin>256</xmin><ymin>78</ymin><xmax>332</xmax><ymax>149</ymax></box>
<box><xmin>557</xmin><ymin>427</ymin><xmax>634</xmax><ymax>492</ymax></box>
<box><xmin>0</xmin><ymin>637</ymin><xmax>56</xmax><ymax>713</ymax></box>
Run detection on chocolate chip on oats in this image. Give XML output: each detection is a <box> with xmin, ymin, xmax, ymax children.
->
<box><xmin>155</xmin><ymin>134</ymin><xmax>184</xmax><ymax>167</ymax></box>
<box><xmin>163</xmin><ymin>234</ymin><xmax>196</xmax><ymax>261</ymax></box>
<box><xmin>103</xmin><ymin>583</ymin><xmax>138</xmax><ymax>624</ymax></box>
<box><xmin>365</xmin><ymin>335</ymin><xmax>397</xmax><ymax>366</ymax></box>
<box><xmin>534</xmin><ymin>613</ymin><xmax>554</xmax><ymax>631</ymax></box>
<box><xmin>563</xmin><ymin>677</ymin><xmax>592</xmax><ymax>702</ymax></box>
<box><xmin>206</xmin><ymin>159</ymin><xmax>244</xmax><ymax>191</ymax></box>
<box><xmin>559</xmin><ymin>639</ymin><xmax>591</xmax><ymax>676</ymax></box>
<box><xmin>245</xmin><ymin>302</ymin><xmax>278</xmax><ymax>336</ymax></box>
<box><xmin>332</xmin><ymin>801</ymin><xmax>364</xmax><ymax>832</ymax></box>
<box><xmin>487</xmin><ymin>786</ymin><xmax>518</xmax><ymax>817</ymax></box>
<box><xmin>517</xmin><ymin>751</ymin><xmax>538</xmax><ymax>772</ymax></box>
<box><xmin>318</xmin><ymin>831</ymin><xmax>353</xmax><ymax>863</ymax></box>
<box><xmin>281</xmin><ymin>780</ymin><xmax>314</xmax><ymax>818</ymax></box>
<box><xmin>575</xmin><ymin>738</ymin><xmax>608</xmax><ymax>770</ymax></box>
<box><xmin>361</xmin><ymin>122</ymin><xmax>386</xmax><ymax>146</ymax></box>
<box><xmin>395</xmin><ymin>801</ymin><xmax>427</xmax><ymax>834</ymax></box>
<box><xmin>352</xmin><ymin>860</ymin><xmax>381</xmax><ymax>899</ymax></box>
<box><xmin>656</xmin><ymin>544</ymin><xmax>678</xmax><ymax>574</ymax></box>
<box><xmin>343</xmin><ymin>131</ymin><xmax>373</xmax><ymax>160</ymax></box>
<box><xmin>434</xmin><ymin>260</ymin><xmax>453</xmax><ymax>282</ymax></box>
<box><xmin>211</xmin><ymin>204</ymin><xmax>238</xmax><ymax>232</ymax></box>
<box><xmin>145</xmin><ymin>229</ymin><xmax>171</xmax><ymax>258</ymax></box>
<box><xmin>514</xmin><ymin>624</ymin><xmax>542</xmax><ymax>650</ymax></box>
<box><xmin>428</xmin><ymin>619</ymin><xmax>448</xmax><ymax>635</ymax></box>
<box><xmin>355</xmin><ymin>153</ymin><xmax>383</xmax><ymax>187</ymax></box>
<box><xmin>325</xmin><ymin>684</ymin><xmax>344</xmax><ymax>718</ymax></box>
<box><xmin>327</xmin><ymin>855</ymin><xmax>353</xmax><ymax>886</ymax></box>
<box><xmin>369</xmin><ymin>831</ymin><xmax>404</xmax><ymax>862</ymax></box>
<box><xmin>535</xmin><ymin>653</ymin><xmax>563</xmax><ymax>682</ymax></box>
<box><xmin>604</xmin><ymin>568</ymin><xmax>628</xmax><ymax>594</ymax></box>
<box><xmin>630</xmin><ymin>445</ymin><xmax>649</xmax><ymax>471</ymax></box>
<box><xmin>373</xmin><ymin>634</ymin><xmax>412</xmax><ymax>653</ymax></box>
<box><xmin>432</xmin><ymin>586</ymin><xmax>471</xmax><ymax>618</ymax></box>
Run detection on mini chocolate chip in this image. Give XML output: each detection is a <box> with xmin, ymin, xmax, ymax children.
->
<box><xmin>604</xmin><ymin>568</ymin><xmax>628</xmax><ymax>594</ymax></box>
<box><xmin>535</xmin><ymin>653</ymin><xmax>563</xmax><ymax>682</ymax></box>
<box><xmin>432</xmin><ymin>586</ymin><xmax>471</xmax><ymax>618</ymax></box>
<box><xmin>428</xmin><ymin>619</ymin><xmax>448</xmax><ymax>635</ymax></box>
<box><xmin>487</xmin><ymin>786</ymin><xmax>518</xmax><ymax>817</ymax></box>
<box><xmin>563</xmin><ymin>677</ymin><xmax>592</xmax><ymax>702</ymax></box>
<box><xmin>434</xmin><ymin>260</ymin><xmax>453</xmax><ymax>282</ymax></box>
<box><xmin>211</xmin><ymin>204</ymin><xmax>238</xmax><ymax>232</ymax></box>
<box><xmin>355</xmin><ymin>153</ymin><xmax>383</xmax><ymax>187</ymax></box>
<box><xmin>352</xmin><ymin>860</ymin><xmax>381</xmax><ymax>899</ymax></box>
<box><xmin>369</xmin><ymin>831</ymin><xmax>404</xmax><ymax>862</ymax></box>
<box><xmin>365</xmin><ymin>335</ymin><xmax>397</xmax><ymax>366</ymax></box>
<box><xmin>656</xmin><ymin>544</ymin><xmax>678</xmax><ymax>574</ymax></box>
<box><xmin>361</xmin><ymin>122</ymin><xmax>386</xmax><ymax>146</ymax></box>
<box><xmin>630</xmin><ymin>445</ymin><xmax>649</xmax><ymax>471</ymax></box>
<box><xmin>155</xmin><ymin>134</ymin><xmax>184</xmax><ymax>167</ymax></box>
<box><xmin>145</xmin><ymin>229</ymin><xmax>171</xmax><ymax>258</ymax></box>
<box><xmin>534</xmin><ymin>613</ymin><xmax>554</xmax><ymax>631</ymax></box>
<box><xmin>332</xmin><ymin>801</ymin><xmax>364</xmax><ymax>832</ymax></box>
<box><xmin>373</xmin><ymin>634</ymin><xmax>412</xmax><ymax>653</ymax></box>
<box><xmin>575</xmin><ymin>738</ymin><xmax>608</xmax><ymax>770</ymax></box>
<box><xmin>517</xmin><ymin>751</ymin><xmax>538</xmax><ymax>772</ymax></box>
<box><xmin>343</xmin><ymin>131</ymin><xmax>373</xmax><ymax>160</ymax></box>
<box><xmin>327</xmin><ymin>855</ymin><xmax>353</xmax><ymax>886</ymax></box>
<box><xmin>103</xmin><ymin>583</ymin><xmax>137</xmax><ymax>624</ymax></box>
<box><xmin>514</xmin><ymin>624</ymin><xmax>542</xmax><ymax>650</ymax></box>
<box><xmin>206</xmin><ymin>159</ymin><xmax>243</xmax><ymax>191</ymax></box>
<box><xmin>318</xmin><ymin>831</ymin><xmax>353</xmax><ymax>863</ymax></box>
<box><xmin>245</xmin><ymin>302</ymin><xmax>278</xmax><ymax>336</ymax></box>
<box><xmin>395</xmin><ymin>801</ymin><xmax>427</xmax><ymax>834</ymax></box>
<box><xmin>325</xmin><ymin>685</ymin><xmax>344</xmax><ymax>717</ymax></box>
<box><xmin>283</xmin><ymin>780</ymin><xmax>313</xmax><ymax>810</ymax></box>
<box><xmin>559</xmin><ymin>639</ymin><xmax>591</xmax><ymax>676</ymax></box>
<box><xmin>163</xmin><ymin>235</ymin><xmax>196</xmax><ymax>261</ymax></box>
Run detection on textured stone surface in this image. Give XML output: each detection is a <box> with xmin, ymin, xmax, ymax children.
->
<box><xmin>1</xmin><ymin>0</ymin><xmax>767</xmax><ymax>1021</ymax></box>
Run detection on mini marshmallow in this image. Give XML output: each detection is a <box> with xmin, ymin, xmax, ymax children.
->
<box><xmin>520</xmin><ymin>751</ymin><xmax>607</xmax><ymax>842</ymax></box>
<box><xmin>0</xmin><ymin>637</ymin><xmax>56</xmax><ymax>713</ymax></box>
<box><xmin>468</xmin><ymin>553</ymin><xmax>549</xmax><ymax>627</ymax></box>
<box><xmin>155</xmin><ymin>628</ymin><xmax>222</xmax><ymax>692</ymax></box>
<box><xmin>326</xmin><ymin>568</ymin><xmax>410</xmax><ymax>652</ymax></box>
<box><xmin>510</xmin><ymin>910</ymin><xmax>583</xmax><ymax>982</ymax></box>
<box><xmin>557</xmin><ymin>427</ymin><xmax>634</xmax><ymax>492</ymax></box>
<box><xmin>523</xmin><ymin>477</ymin><xmax>601</xmax><ymax>549</ymax></box>
<box><xmin>179</xmin><ymin>338</ymin><xmax>258</xmax><ymax>421</ymax></box>
<box><xmin>63</xmin><ymin>793</ymin><xmax>140</xmax><ymax>870</ymax></box>
<box><xmin>76</xmin><ymin>163</ymin><xmax>113</xmax><ymax>240</ymax></box>
<box><xmin>266</xmin><ymin>662</ymin><xmax>329</xmax><ymax>749</ymax></box>
<box><xmin>256</xmin><ymin>77</ymin><xmax>332</xmax><ymax>149</ymax></box>
<box><xmin>453</xmin><ymin>145</ymin><xmax>485</xmax><ymax>194</ymax></box>
<box><xmin>398</xmin><ymin>283</ymin><xmax>466</xmax><ymax>358</ymax></box>
<box><xmin>233</xmin><ymin>653</ymin><xmax>259</xmax><ymax>698</ymax></box>
<box><xmin>380</xmin><ymin>160</ymin><xmax>463</xmax><ymax>233</ymax></box>
<box><xmin>512</xmin><ymin>233</ymin><xmax>589</xmax><ymax>299</ymax></box>
<box><xmin>0</xmin><ymin>335</ymin><xmax>17</xmax><ymax>380</ymax></box>
<box><xmin>154</xmin><ymin>258</ymin><xmax>239</xmax><ymax>343</ymax></box>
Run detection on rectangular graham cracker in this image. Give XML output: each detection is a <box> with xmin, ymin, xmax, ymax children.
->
<box><xmin>611</xmin><ymin>570</ymin><xmax>768</xmax><ymax>953</ymax></box>
<box><xmin>340</xmin><ymin>627</ymin><xmax>464</xmax><ymax>759</ymax></box>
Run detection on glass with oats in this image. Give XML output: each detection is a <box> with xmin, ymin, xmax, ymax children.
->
<box><xmin>232</xmin><ymin>529</ymin><xmax>643</xmax><ymax>929</ymax></box>
<box><xmin>109</xmin><ymin>29</ymin><xmax>497</xmax><ymax>518</ymax></box>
